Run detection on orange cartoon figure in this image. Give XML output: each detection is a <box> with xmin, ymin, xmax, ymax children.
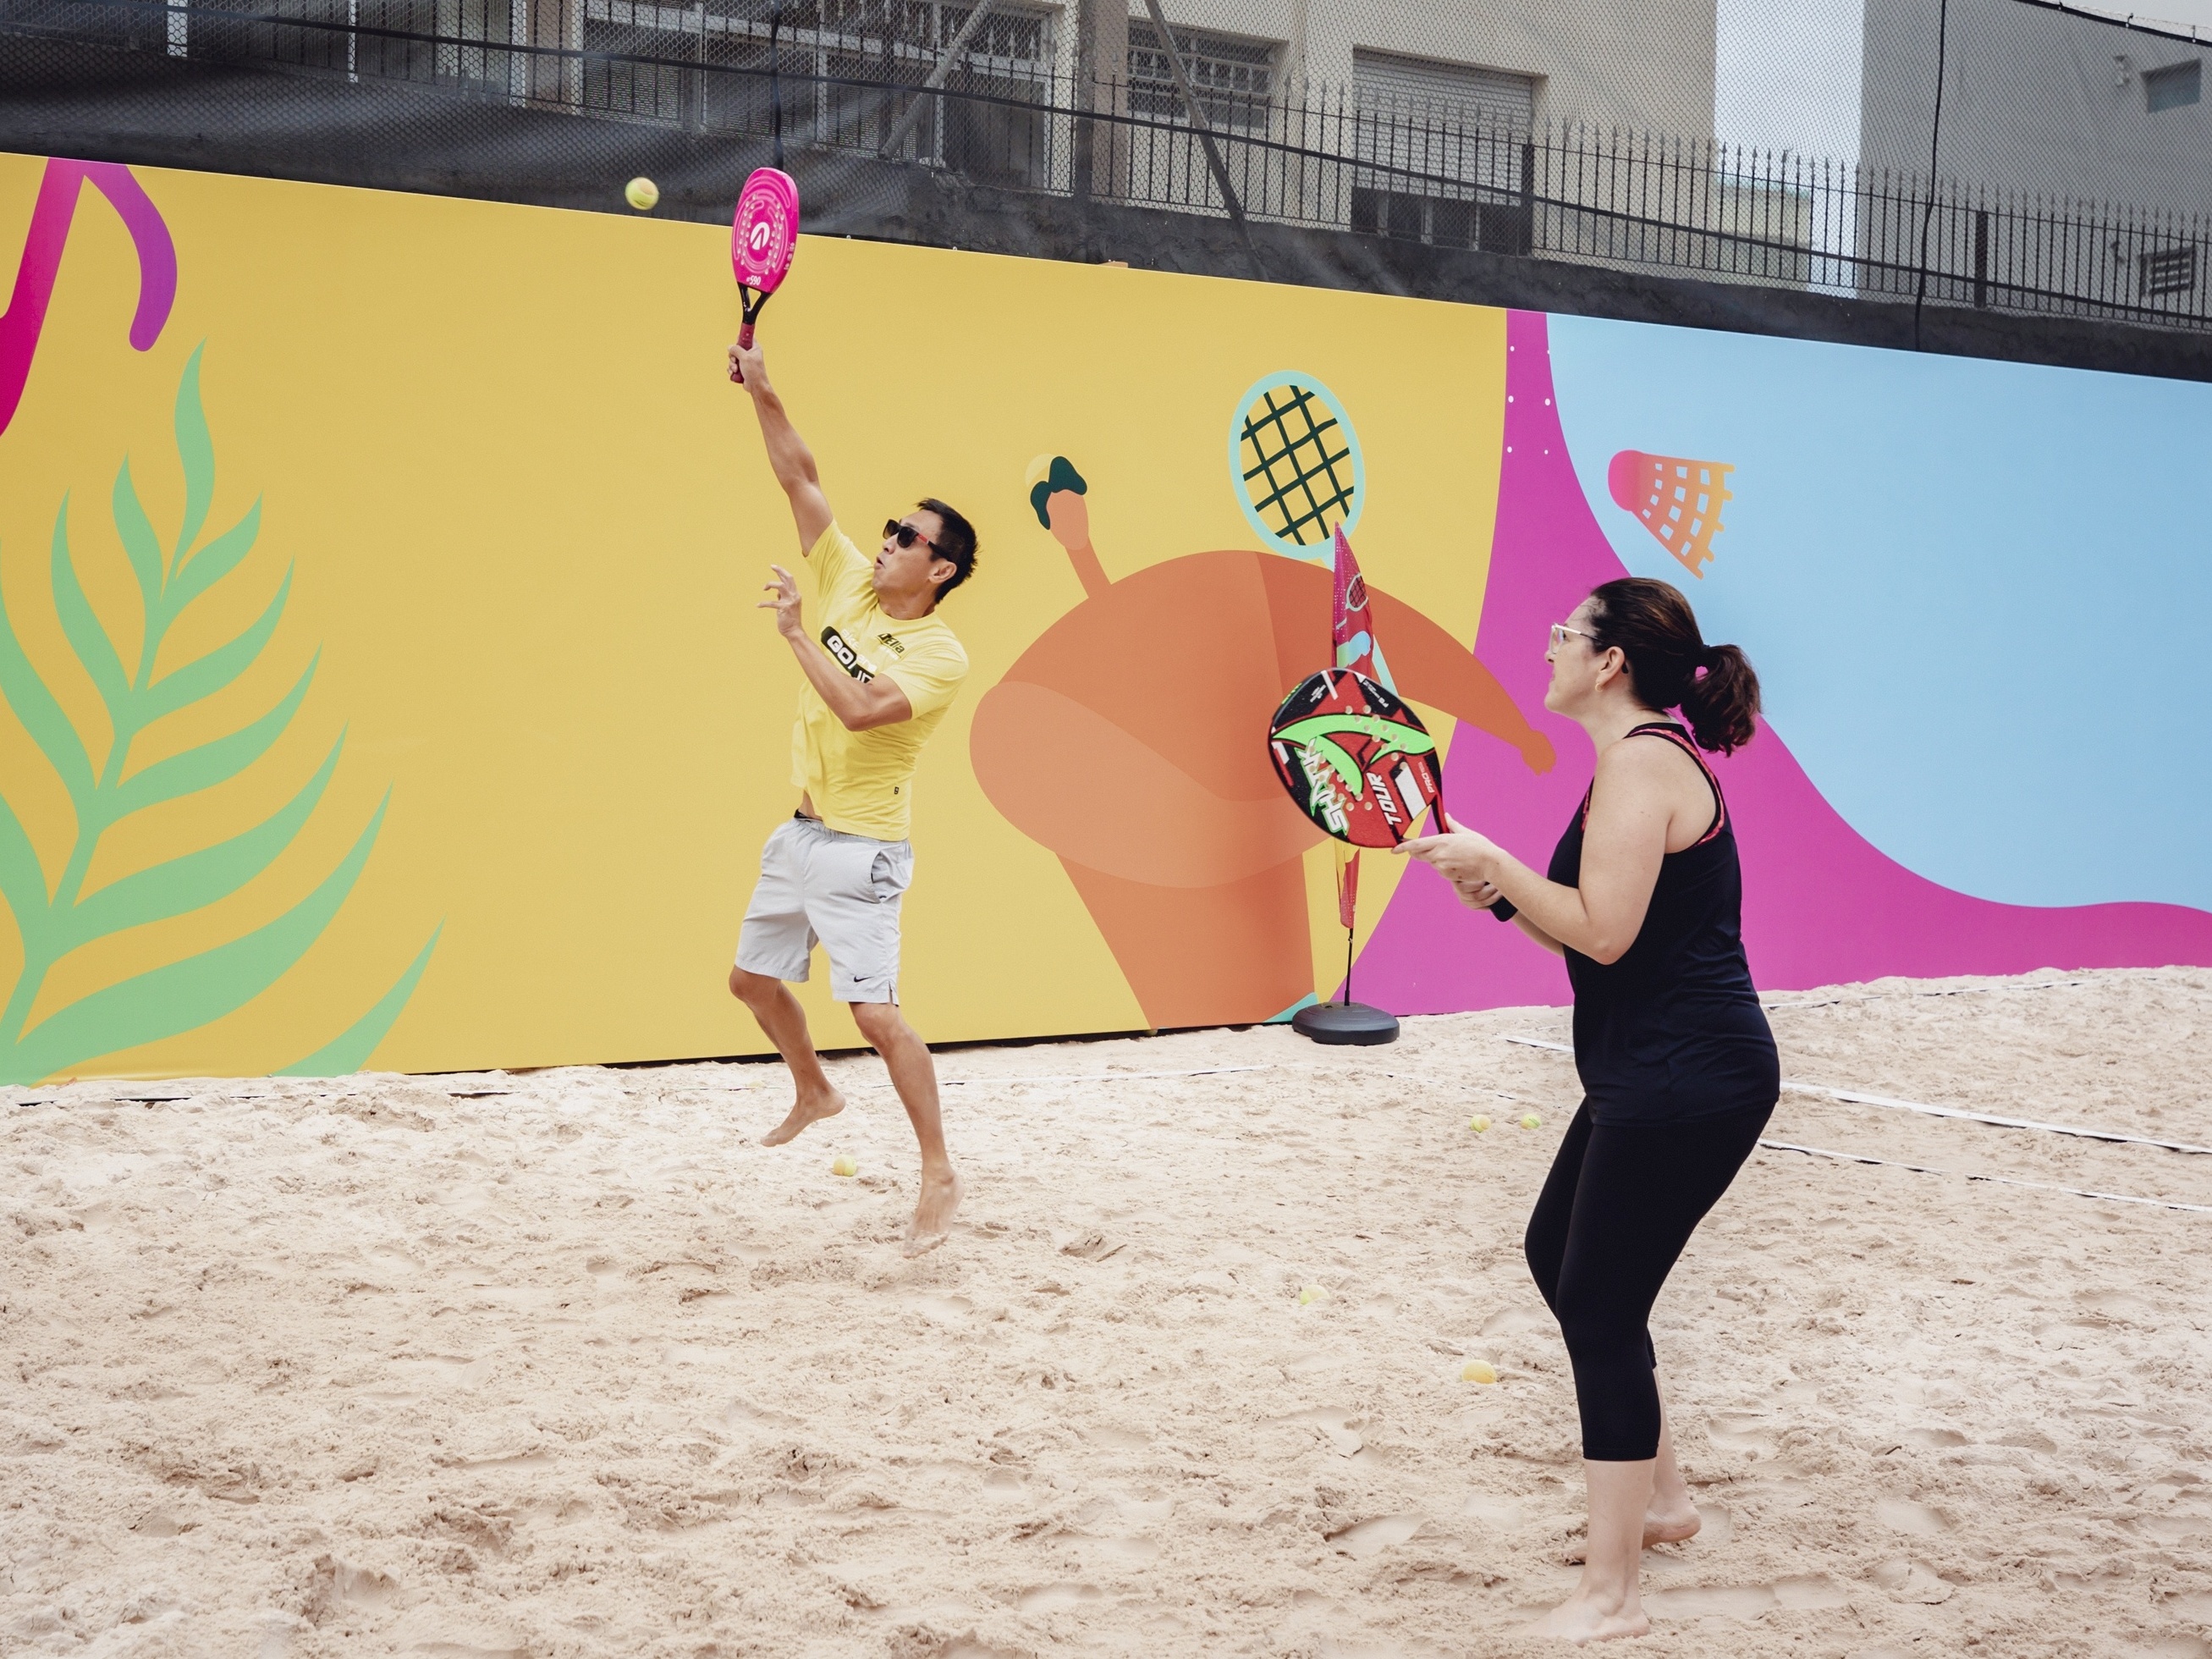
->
<box><xmin>970</xmin><ymin>385</ymin><xmax>1554</xmax><ymax>1029</ymax></box>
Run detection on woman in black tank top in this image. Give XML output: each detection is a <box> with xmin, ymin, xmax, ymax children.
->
<box><xmin>1401</xmin><ymin>577</ymin><xmax>1778</xmax><ymax>1645</ymax></box>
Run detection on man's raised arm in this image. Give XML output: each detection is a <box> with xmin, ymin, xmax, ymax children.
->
<box><xmin>730</xmin><ymin>339</ymin><xmax>834</xmax><ymax>554</ymax></box>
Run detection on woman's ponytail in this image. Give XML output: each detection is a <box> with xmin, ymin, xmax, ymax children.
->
<box><xmin>1681</xmin><ymin>642</ymin><xmax>1760</xmax><ymax>756</ymax></box>
<box><xmin>1584</xmin><ymin>577</ymin><xmax>1763</xmax><ymax>755</ymax></box>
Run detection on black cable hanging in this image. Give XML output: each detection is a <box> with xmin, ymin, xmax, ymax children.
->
<box><xmin>769</xmin><ymin>0</ymin><xmax>785</xmax><ymax>170</ymax></box>
<box><xmin>1912</xmin><ymin>0</ymin><xmax>1951</xmax><ymax>350</ymax></box>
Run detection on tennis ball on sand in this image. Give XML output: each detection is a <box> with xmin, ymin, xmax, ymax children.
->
<box><xmin>1298</xmin><ymin>1284</ymin><xmax>1332</xmax><ymax>1306</ymax></box>
<box><xmin>1468</xmin><ymin>1114</ymin><xmax>1491</xmax><ymax>1133</ymax></box>
<box><xmin>1519</xmin><ymin>1112</ymin><xmax>1543</xmax><ymax>1130</ymax></box>
<box><xmin>830</xmin><ymin>1155</ymin><xmax>858</xmax><ymax>1177</ymax></box>
<box><xmin>625</xmin><ymin>176</ymin><xmax>659</xmax><ymax>212</ymax></box>
<box><xmin>1461</xmin><ymin>1359</ymin><xmax>1499</xmax><ymax>1384</ymax></box>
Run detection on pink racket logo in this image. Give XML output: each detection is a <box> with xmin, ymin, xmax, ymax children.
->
<box><xmin>730</xmin><ymin>168</ymin><xmax>799</xmax><ymax>295</ymax></box>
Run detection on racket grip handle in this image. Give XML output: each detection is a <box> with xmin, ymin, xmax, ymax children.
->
<box><xmin>732</xmin><ymin>322</ymin><xmax>756</xmax><ymax>383</ymax></box>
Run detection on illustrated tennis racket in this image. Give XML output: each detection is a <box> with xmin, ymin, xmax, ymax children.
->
<box><xmin>728</xmin><ymin>167</ymin><xmax>799</xmax><ymax>384</ymax></box>
<box><xmin>1228</xmin><ymin>371</ymin><xmax>1366</xmax><ymax>560</ymax></box>
<box><xmin>1268</xmin><ymin>668</ymin><xmax>1444</xmax><ymax>849</ymax></box>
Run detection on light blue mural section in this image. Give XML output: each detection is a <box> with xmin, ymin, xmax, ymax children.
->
<box><xmin>1548</xmin><ymin>313</ymin><xmax>2212</xmax><ymax>911</ymax></box>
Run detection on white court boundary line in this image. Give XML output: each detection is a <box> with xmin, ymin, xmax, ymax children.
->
<box><xmin>1500</xmin><ymin>1035</ymin><xmax>2212</xmax><ymax>1156</ymax></box>
<box><xmin>863</xmin><ymin>1063</ymin><xmax>1285</xmax><ymax>1090</ymax></box>
<box><xmin>1758</xmin><ymin>1138</ymin><xmax>2212</xmax><ymax>1215</ymax></box>
<box><xmin>1761</xmin><ymin>978</ymin><xmax>2094</xmax><ymax>1011</ymax></box>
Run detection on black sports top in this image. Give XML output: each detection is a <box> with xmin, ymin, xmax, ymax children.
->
<box><xmin>1546</xmin><ymin>722</ymin><xmax>1780</xmax><ymax>1126</ymax></box>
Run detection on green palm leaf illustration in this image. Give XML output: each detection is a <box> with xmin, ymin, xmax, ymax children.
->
<box><xmin>0</xmin><ymin>344</ymin><xmax>437</xmax><ymax>1083</ymax></box>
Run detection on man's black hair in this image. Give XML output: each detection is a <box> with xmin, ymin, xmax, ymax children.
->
<box><xmin>918</xmin><ymin>499</ymin><xmax>979</xmax><ymax>600</ymax></box>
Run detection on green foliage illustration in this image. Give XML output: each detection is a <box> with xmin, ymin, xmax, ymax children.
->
<box><xmin>0</xmin><ymin>344</ymin><xmax>437</xmax><ymax>1083</ymax></box>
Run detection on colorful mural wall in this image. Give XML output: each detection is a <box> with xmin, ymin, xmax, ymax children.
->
<box><xmin>3</xmin><ymin>153</ymin><xmax>2207</xmax><ymax>1082</ymax></box>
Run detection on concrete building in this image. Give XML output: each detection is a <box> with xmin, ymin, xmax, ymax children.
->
<box><xmin>1857</xmin><ymin>0</ymin><xmax>2210</xmax><ymax>311</ymax></box>
<box><xmin>1065</xmin><ymin>0</ymin><xmax>1721</xmax><ymax>251</ymax></box>
<box><xmin>1117</xmin><ymin>0</ymin><xmax>1717</xmax><ymax>137</ymax></box>
<box><xmin>1860</xmin><ymin>0</ymin><xmax>2210</xmax><ymax>213</ymax></box>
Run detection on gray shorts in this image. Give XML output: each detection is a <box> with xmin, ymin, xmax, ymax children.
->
<box><xmin>735</xmin><ymin>815</ymin><xmax>915</xmax><ymax>1005</ymax></box>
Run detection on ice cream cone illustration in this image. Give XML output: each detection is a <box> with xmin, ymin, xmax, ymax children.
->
<box><xmin>1606</xmin><ymin>449</ymin><xmax>1731</xmax><ymax>578</ymax></box>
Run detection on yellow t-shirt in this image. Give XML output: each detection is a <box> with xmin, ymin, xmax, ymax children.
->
<box><xmin>789</xmin><ymin>521</ymin><xmax>969</xmax><ymax>841</ymax></box>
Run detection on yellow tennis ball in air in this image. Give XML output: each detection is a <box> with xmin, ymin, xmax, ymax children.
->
<box><xmin>625</xmin><ymin>176</ymin><xmax>659</xmax><ymax>212</ymax></box>
<box><xmin>830</xmin><ymin>1155</ymin><xmax>858</xmax><ymax>1177</ymax></box>
<box><xmin>1461</xmin><ymin>1359</ymin><xmax>1499</xmax><ymax>1384</ymax></box>
<box><xmin>1519</xmin><ymin>1112</ymin><xmax>1543</xmax><ymax>1130</ymax></box>
<box><xmin>1298</xmin><ymin>1283</ymin><xmax>1332</xmax><ymax>1306</ymax></box>
<box><xmin>1468</xmin><ymin>1114</ymin><xmax>1491</xmax><ymax>1133</ymax></box>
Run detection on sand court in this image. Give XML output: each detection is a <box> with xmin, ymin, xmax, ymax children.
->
<box><xmin>4</xmin><ymin>967</ymin><xmax>2210</xmax><ymax>1657</ymax></box>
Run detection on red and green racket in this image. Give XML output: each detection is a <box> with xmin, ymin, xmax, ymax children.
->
<box><xmin>1268</xmin><ymin>667</ymin><xmax>1444</xmax><ymax>848</ymax></box>
<box><xmin>728</xmin><ymin>166</ymin><xmax>798</xmax><ymax>384</ymax></box>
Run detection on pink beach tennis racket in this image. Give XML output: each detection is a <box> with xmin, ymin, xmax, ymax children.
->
<box><xmin>728</xmin><ymin>167</ymin><xmax>798</xmax><ymax>384</ymax></box>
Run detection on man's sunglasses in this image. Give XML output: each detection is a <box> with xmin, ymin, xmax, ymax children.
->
<box><xmin>883</xmin><ymin>519</ymin><xmax>938</xmax><ymax>552</ymax></box>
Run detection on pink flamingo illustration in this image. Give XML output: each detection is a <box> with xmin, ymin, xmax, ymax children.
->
<box><xmin>1</xmin><ymin>157</ymin><xmax>177</xmax><ymax>437</ymax></box>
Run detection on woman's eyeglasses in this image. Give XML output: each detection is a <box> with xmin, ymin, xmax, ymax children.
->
<box><xmin>883</xmin><ymin>519</ymin><xmax>938</xmax><ymax>552</ymax></box>
<box><xmin>1549</xmin><ymin>621</ymin><xmax>1599</xmax><ymax>651</ymax></box>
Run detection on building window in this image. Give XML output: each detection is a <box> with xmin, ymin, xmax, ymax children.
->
<box><xmin>1349</xmin><ymin>49</ymin><xmax>1536</xmax><ymax>251</ymax></box>
<box><xmin>1127</xmin><ymin>23</ymin><xmax>1276</xmax><ymax>129</ymax></box>
<box><xmin>1353</xmin><ymin>48</ymin><xmax>1536</xmax><ymax>132</ymax></box>
<box><xmin>2144</xmin><ymin>58</ymin><xmax>2201</xmax><ymax>112</ymax></box>
<box><xmin>2141</xmin><ymin>245</ymin><xmax>2198</xmax><ymax>298</ymax></box>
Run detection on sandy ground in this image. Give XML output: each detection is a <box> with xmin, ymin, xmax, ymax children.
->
<box><xmin>4</xmin><ymin>967</ymin><xmax>2211</xmax><ymax>1659</ymax></box>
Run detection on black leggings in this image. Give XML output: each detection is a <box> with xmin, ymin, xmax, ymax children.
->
<box><xmin>1523</xmin><ymin>1098</ymin><xmax>1772</xmax><ymax>1462</ymax></box>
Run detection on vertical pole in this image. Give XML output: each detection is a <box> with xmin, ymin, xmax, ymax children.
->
<box><xmin>1071</xmin><ymin>0</ymin><xmax>1095</xmax><ymax>206</ymax></box>
<box><xmin>1072</xmin><ymin>0</ymin><xmax>1127</xmax><ymax>207</ymax></box>
<box><xmin>693</xmin><ymin>0</ymin><xmax>706</xmax><ymax>130</ymax></box>
<box><xmin>1518</xmin><ymin>135</ymin><xmax>1534</xmax><ymax>255</ymax></box>
<box><xmin>1973</xmin><ymin>207</ymin><xmax>1989</xmax><ymax>307</ymax></box>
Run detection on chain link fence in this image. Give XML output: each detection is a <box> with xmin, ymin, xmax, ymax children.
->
<box><xmin>5</xmin><ymin>0</ymin><xmax>2209</xmax><ymax>332</ymax></box>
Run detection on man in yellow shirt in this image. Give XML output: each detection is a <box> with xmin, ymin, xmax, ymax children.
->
<box><xmin>726</xmin><ymin>337</ymin><xmax>975</xmax><ymax>1254</ymax></box>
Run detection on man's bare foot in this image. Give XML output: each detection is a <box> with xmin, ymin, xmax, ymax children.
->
<box><xmin>1521</xmin><ymin>1589</ymin><xmax>1652</xmax><ymax>1645</ymax></box>
<box><xmin>1642</xmin><ymin>1501</ymin><xmax>1700</xmax><ymax>1548</ymax></box>
<box><xmin>759</xmin><ymin>1087</ymin><xmax>845</xmax><ymax>1146</ymax></box>
<box><xmin>902</xmin><ymin>1167</ymin><xmax>962</xmax><ymax>1257</ymax></box>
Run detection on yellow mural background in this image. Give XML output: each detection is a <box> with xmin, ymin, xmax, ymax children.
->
<box><xmin>0</xmin><ymin>156</ymin><xmax>1507</xmax><ymax>1078</ymax></box>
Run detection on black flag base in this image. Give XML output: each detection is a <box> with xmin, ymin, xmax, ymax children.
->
<box><xmin>1292</xmin><ymin>1000</ymin><xmax>1400</xmax><ymax>1045</ymax></box>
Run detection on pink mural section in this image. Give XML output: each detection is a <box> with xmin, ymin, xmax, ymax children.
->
<box><xmin>1356</xmin><ymin>310</ymin><xmax>2212</xmax><ymax>1011</ymax></box>
<box><xmin>2</xmin><ymin>158</ymin><xmax>177</xmax><ymax>437</ymax></box>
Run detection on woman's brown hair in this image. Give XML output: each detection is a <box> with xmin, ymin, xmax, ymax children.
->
<box><xmin>1583</xmin><ymin>577</ymin><xmax>1761</xmax><ymax>754</ymax></box>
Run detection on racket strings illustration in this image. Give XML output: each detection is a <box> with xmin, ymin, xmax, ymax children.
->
<box><xmin>1238</xmin><ymin>383</ymin><xmax>1356</xmax><ymax>547</ymax></box>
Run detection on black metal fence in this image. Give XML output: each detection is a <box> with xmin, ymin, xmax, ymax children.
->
<box><xmin>6</xmin><ymin>0</ymin><xmax>2210</xmax><ymax>332</ymax></box>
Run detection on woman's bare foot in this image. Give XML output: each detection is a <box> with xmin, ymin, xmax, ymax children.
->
<box><xmin>1642</xmin><ymin>1500</ymin><xmax>1700</xmax><ymax>1548</ymax></box>
<box><xmin>1563</xmin><ymin>1503</ymin><xmax>1698</xmax><ymax>1563</ymax></box>
<box><xmin>1521</xmin><ymin>1588</ymin><xmax>1652</xmax><ymax>1645</ymax></box>
<box><xmin>759</xmin><ymin>1086</ymin><xmax>845</xmax><ymax>1146</ymax></box>
<box><xmin>903</xmin><ymin>1167</ymin><xmax>962</xmax><ymax>1257</ymax></box>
